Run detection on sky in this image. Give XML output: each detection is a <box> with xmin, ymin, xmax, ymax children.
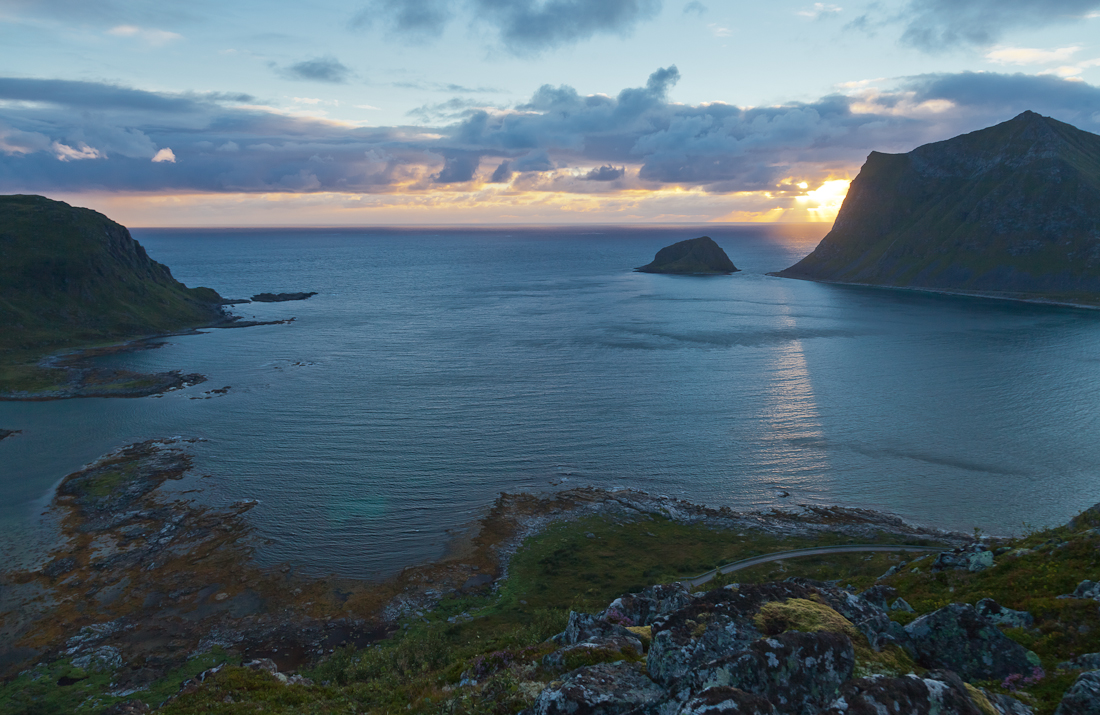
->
<box><xmin>1</xmin><ymin>0</ymin><xmax>1100</xmax><ymax>226</ymax></box>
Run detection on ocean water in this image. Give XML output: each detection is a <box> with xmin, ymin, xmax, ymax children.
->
<box><xmin>2</xmin><ymin>225</ymin><xmax>1100</xmax><ymax>579</ymax></box>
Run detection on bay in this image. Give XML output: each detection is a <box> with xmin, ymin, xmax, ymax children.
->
<box><xmin>2</xmin><ymin>224</ymin><xmax>1099</xmax><ymax>579</ymax></box>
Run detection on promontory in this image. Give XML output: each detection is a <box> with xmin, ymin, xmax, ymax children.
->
<box><xmin>776</xmin><ymin>111</ymin><xmax>1100</xmax><ymax>304</ymax></box>
<box><xmin>636</xmin><ymin>236</ymin><xmax>739</xmax><ymax>274</ymax></box>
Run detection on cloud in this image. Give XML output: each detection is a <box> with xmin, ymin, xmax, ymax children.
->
<box><xmin>900</xmin><ymin>0</ymin><xmax>1100</xmax><ymax>51</ymax></box>
<box><xmin>151</xmin><ymin>148</ymin><xmax>176</xmax><ymax>163</ymax></box>
<box><xmin>985</xmin><ymin>45</ymin><xmax>1082</xmax><ymax>64</ymax></box>
<box><xmin>797</xmin><ymin>3</ymin><xmax>842</xmax><ymax>20</ymax></box>
<box><xmin>351</xmin><ymin>0</ymin><xmax>662</xmax><ymax>54</ymax></box>
<box><xmin>683</xmin><ymin>1</ymin><xmax>706</xmax><ymax>14</ymax></box>
<box><xmin>279</xmin><ymin>57</ymin><xmax>353</xmax><ymax>83</ymax></box>
<box><xmin>1</xmin><ymin>69</ymin><xmax>1099</xmax><ymax>200</ymax></box>
<box><xmin>584</xmin><ymin>164</ymin><xmax>625</xmax><ymax>180</ymax></box>
<box><xmin>106</xmin><ymin>25</ymin><xmax>182</xmax><ymax>45</ymax></box>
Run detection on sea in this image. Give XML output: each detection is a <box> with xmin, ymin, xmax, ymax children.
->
<box><xmin>2</xmin><ymin>224</ymin><xmax>1100</xmax><ymax>579</ymax></box>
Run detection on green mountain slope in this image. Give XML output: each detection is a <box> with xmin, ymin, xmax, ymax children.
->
<box><xmin>777</xmin><ymin>111</ymin><xmax>1100</xmax><ymax>304</ymax></box>
<box><xmin>0</xmin><ymin>195</ymin><xmax>224</xmax><ymax>354</ymax></box>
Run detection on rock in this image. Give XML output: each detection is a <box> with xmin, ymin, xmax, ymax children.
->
<box><xmin>904</xmin><ymin>603</ymin><xmax>1036</xmax><ymax>680</ymax></box>
<box><xmin>679</xmin><ymin>687</ymin><xmax>778</xmax><ymax>714</ymax></box>
<box><xmin>635</xmin><ymin>236</ymin><xmax>739</xmax><ymax>275</ymax></box>
<box><xmin>690</xmin><ymin>631</ymin><xmax>855</xmax><ymax>715</ymax></box>
<box><xmin>0</xmin><ymin>428</ymin><xmax>20</xmax><ymax>442</ymax></box>
<box><xmin>557</xmin><ymin>611</ymin><xmax>642</xmax><ymax>648</ymax></box>
<box><xmin>543</xmin><ymin>636</ymin><xmax>644</xmax><ymax>671</ymax></box>
<box><xmin>797</xmin><ymin>581</ymin><xmax>905</xmax><ymax>652</ymax></box>
<box><xmin>101</xmin><ymin>700</ymin><xmax>151</xmax><ymax>715</ymax></box>
<box><xmin>249</xmin><ymin>291</ymin><xmax>317</xmax><ymax>302</ymax></box>
<box><xmin>1064</xmin><ymin>581</ymin><xmax>1100</xmax><ymax>601</ymax></box>
<box><xmin>1069</xmin><ymin>503</ymin><xmax>1100</xmax><ymax>531</ymax></box>
<box><xmin>1059</xmin><ymin>653</ymin><xmax>1100</xmax><ymax>671</ymax></box>
<box><xmin>856</xmin><ymin>585</ymin><xmax>897</xmax><ymax>610</ymax></box>
<box><xmin>823</xmin><ymin>670</ymin><xmax>984</xmax><ymax>715</ymax></box>
<box><xmin>43</xmin><ymin>556</ymin><xmax>78</xmax><ymax>577</ymax></box>
<box><xmin>890</xmin><ymin>598</ymin><xmax>914</xmax><ymax>613</ymax></box>
<box><xmin>985</xmin><ymin>691</ymin><xmax>1036</xmax><ymax>715</ymax></box>
<box><xmin>1055</xmin><ymin>670</ymin><xmax>1100</xmax><ymax>715</ymax></box>
<box><xmin>600</xmin><ymin>583</ymin><xmax>693</xmax><ymax>627</ymax></box>
<box><xmin>969</xmin><ymin>551</ymin><xmax>995</xmax><ymax>572</ymax></box>
<box><xmin>526</xmin><ymin>662</ymin><xmax>667</xmax><ymax>715</ymax></box>
<box><xmin>72</xmin><ymin>645</ymin><xmax>123</xmax><ymax>672</ymax></box>
<box><xmin>975</xmin><ymin>599</ymin><xmax>1034</xmax><ymax>629</ymax></box>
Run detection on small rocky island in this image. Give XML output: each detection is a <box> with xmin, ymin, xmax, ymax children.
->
<box><xmin>250</xmin><ymin>292</ymin><xmax>317</xmax><ymax>302</ymax></box>
<box><xmin>636</xmin><ymin>236</ymin><xmax>739</xmax><ymax>274</ymax></box>
<box><xmin>776</xmin><ymin>111</ymin><xmax>1100</xmax><ymax>304</ymax></box>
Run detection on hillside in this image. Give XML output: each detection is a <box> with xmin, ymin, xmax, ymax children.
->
<box><xmin>777</xmin><ymin>112</ymin><xmax>1100</xmax><ymax>304</ymax></box>
<box><xmin>0</xmin><ymin>195</ymin><xmax>224</xmax><ymax>355</ymax></box>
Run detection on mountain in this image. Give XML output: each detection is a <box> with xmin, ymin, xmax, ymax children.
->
<box><xmin>636</xmin><ymin>236</ymin><xmax>739</xmax><ymax>274</ymax></box>
<box><xmin>0</xmin><ymin>195</ymin><xmax>225</xmax><ymax>353</ymax></box>
<box><xmin>776</xmin><ymin>111</ymin><xmax>1100</xmax><ymax>304</ymax></box>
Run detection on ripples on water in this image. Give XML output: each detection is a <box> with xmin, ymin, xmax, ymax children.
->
<box><xmin>2</xmin><ymin>225</ymin><xmax>1099</xmax><ymax>578</ymax></box>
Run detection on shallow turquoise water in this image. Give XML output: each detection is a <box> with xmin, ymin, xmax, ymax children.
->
<box><xmin>3</xmin><ymin>225</ymin><xmax>1099</xmax><ymax>578</ymax></box>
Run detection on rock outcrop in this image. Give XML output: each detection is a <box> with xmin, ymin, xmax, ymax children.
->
<box><xmin>527</xmin><ymin>579</ymin><xmax>1035</xmax><ymax>715</ymax></box>
<box><xmin>636</xmin><ymin>236</ymin><xmax>739</xmax><ymax>275</ymax></box>
<box><xmin>776</xmin><ymin>112</ymin><xmax>1100</xmax><ymax>305</ymax></box>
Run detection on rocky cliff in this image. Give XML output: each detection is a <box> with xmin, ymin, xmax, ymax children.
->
<box><xmin>777</xmin><ymin>112</ymin><xmax>1100</xmax><ymax>304</ymax></box>
<box><xmin>0</xmin><ymin>195</ymin><xmax>224</xmax><ymax>352</ymax></box>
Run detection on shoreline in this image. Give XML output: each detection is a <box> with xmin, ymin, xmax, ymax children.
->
<box><xmin>0</xmin><ymin>437</ymin><xmax>971</xmax><ymax>685</ymax></box>
<box><xmin>769</xmin><ymin>272</ymin><xmax>1100</xmax><ymax>310</ymax></box>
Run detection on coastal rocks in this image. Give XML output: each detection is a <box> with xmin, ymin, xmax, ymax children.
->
<box><xmin>688</xmin><ymin>631</ymin><xmax>855</xmax><ymax>714</ymax></box>
<box><xmin>600</xmin><ymin>583</ymin><xmax>693</xmax><ymax>626</ymax></box>
<box><xmin>1056</xmin><ymin>670</ymin><xmax>1100</xmax><ymax>714</ymax></box>
<box><xmin>822</xmin><ymin>670</ymin><xmax>985</xmax><ymax>715</ymax></box>
<box><xmin>250</xmin><ymin>291</ymin><xmax>317</xmax><ymax>302</ymax></box>
<box><xmin>975</xmin><ymin>598</ymin><xmax>1034</xmax><ymax>629</ymax></box>
<box><xmin>904</xmin><ymin>603</ymin><xmax>1036</xmax><ymax>680</ymax></box>
<box><xmin>932</xmin><ymin>547</ymin><xmax>995</xmax><ymax>573</ymax></box>
<box><xmin>680</xmin><ymin>686</ymin><xmax>777</xmax><ymax>714</ymax></box>
<box><xmin>635</xmin><ymin>237</ymin><xmax>738</xmax><ymax>275</ymax></box>
<box><xmin>0</xmin><ymin>428</ymin><xmax>19</xmax><ymax>441</ymax></box>
<box><xmin>526</xmin><ymin>662</ymin><xmax>666</xmax><ymax>715</ymax></box>
<box><xmin>1062</xmin><ymin>580</ymin><xmax>1100</xmax><ymax>601</ymax></box>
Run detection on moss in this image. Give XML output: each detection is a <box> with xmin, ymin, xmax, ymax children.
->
<box><xmin>754</xmin><ymin>598</ymin><xmax>861</xmax><ymax>640</ymax></box>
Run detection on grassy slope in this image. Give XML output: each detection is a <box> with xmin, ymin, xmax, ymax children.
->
<box><xmin>0</xmin><ymin>195</ymin><xmax>223</xmax><ymax>391</ymax></box>
<box><xmin>781</xmin><ymin>113</ymin><xmax>1100</xmax><ymax>302</ymax></box>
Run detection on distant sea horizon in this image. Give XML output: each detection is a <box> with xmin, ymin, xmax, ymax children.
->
<box><xmin>2</xmin><ymin>223</ymin><xmax>1099</xmax><ymax>580</ymax></box>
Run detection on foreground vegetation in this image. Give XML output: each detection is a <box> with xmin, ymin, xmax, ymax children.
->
<box><xmin>5</xmin><ymin>503</ymin><xmax>1099</xmax><ymax>714</ymax></box>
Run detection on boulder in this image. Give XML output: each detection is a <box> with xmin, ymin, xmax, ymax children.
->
<box><xmin>543</xmin><ymin>636</ymin><xmax>644</xmax><ymax>671</ymax></box>
<box><xmin>1059</xmin><ymin>653</ymin><xmax>1100</xmax><ymax>671</ymax></box>
<box><xmin>526</xmin><ymin>662</ymin><xmax>667</xmax><ymax>715</ymax></box>
<box><xmin>823</xmin><ymin>670</ymin><xmax>984</xmax><ymax>715</ymax></box>
<box><xmin>975</xmin><ymin>599</ymin><xmax>1034</xmax><ymax>629</ymax></box>
<box><xmin>1064</xmin><ymin>581</ymin><xmax>1100</xmax><ymax>601</ymax></box>
<box><xmin>890</xmin><ymin>598</ymin><xmax>915</xmax><ymax>613</ymax></box>
<box><xmin>904</xmin><ymin>603</ymin><xmax>1035</xmax><ymax>680</ymax></box>
<box><xmin>856</xmin><ymin>585</ymin><xmax>897</xmax><ymax>610</ymax></box>
<box><xmin>679</xmin><ymin>687</ymin><xmax>777</xmax><ymax>715</ymax></box>
<box><xmin>932</xmin><ymin>549</ymin><xmax>994</xmax><ymax>573</ymax></box>
<box><xmin>796</xmin><ymin>581</ymin><xmax>906</xmax><ymax>651</ymax></box>
<box><xmin>558</xmin><ymin>611</ymin><xmax>642</xmax><ymax>647</ymax></box>
<box><xmin>690</xmin><ymin>631</ymin><xmax>854</xmax><ymax>715</ymax></box>
<box><xmin>1055</xmin><ymin>670</ymin><xmax>1100</xmax><ymax>715</ymax></box>
<box><xmin>985</xmin><ymin>691</ymin><xmax>1036</xmax><ymax>715</ymax></box>
<box><xmin>600</xmin><ymin>583</ymin><xmax>693</xmax><ymax>627</ymax></box>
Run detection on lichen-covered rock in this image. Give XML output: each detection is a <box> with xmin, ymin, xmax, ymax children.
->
<box><xmin>543</xmin><ymin>636</ymin><xmax>644</xmax><ymax>671</ymax></box>
<box><xmin>600</xmin><ymin>583</ymin><xmax>694</xmax><ymax>627</ymax></box>
<box><xmin>526</xmin><ymin>662</ymin><xmax>667</xmax><ymax>715</ymax></box>
<box><xmin>689</xmin><ymin>631</ymin><xmax>855</xmax><ymax>715</ymax></box>
<box><xmin>985</xmin><ymin>691</ymin><xmax>1036</xmax><ymax>715</ymax></box>
<box><xmin>890</xmin><ymin>598</ymin><xmax>915</xmax><ymax>613</ymax></box>
<box><xmin>679</xmin><ymin>687</ymin><xmax>778</xmax><ymax>714</ymax></box>
<box><xmin>932</xmin><ymin>550</ymin><xmax>973</xmax><ymax>572</ymax></box>
<box><xmin>1059</xmin><ymin>653</ymin><xmax>1100</xmax><ymax>671</ymax></box>
<box><xmin>647</xmin><ymin>583</ymin><xmax>814</xmax><ymax>686</ymax></box>
<box><xmin>968</xmin><ymin>551</ymin><xmax>995</xmax><ymax>572</ymax></box>
<box><xmin>904</xmin><ymin>603</ymin><xmax>1035</xmax><ymax>680</ymax></box>
<box><xmin>1055</xmin><ymin>670</ymin><xmax>1100</xmax><ymax>715</ymax></box>
<box><xmin>794</xmin><ymin>581</ymin><xmax>906</xmax><ymax>651</ymax></box>
<box><xmin>823</xmin><ymin>670</ymin><xmax>984</xmax><ymax>715</ymax></box>
<box><xmin>558</xmin><ymin>611</ymin><xmax>642</xmax><ymax>647</ymax></box>
<box><xmin>856</xmin><ymin>585</ymin><xmax>897</xmax><ymax>610</ymax></box>
<box><xmin>1064</xmin><ymin>581</ymin><xmax>1100</xmax><ymax>601</ymax></box>
<box><xmin>975</xmin><ymin>599</ymin><xmax>1034</xmax><ymax>629</ymax></box>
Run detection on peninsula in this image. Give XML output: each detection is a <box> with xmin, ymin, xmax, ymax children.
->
<box><xmin>776</xmin><ymin>111</ymin><xmax>1100</xmax><ymax>305</ymax></box>
<box><xmin>636</xmin><ymin>236</ymin><xmax>739</xmax><ymax>274</ymax></box>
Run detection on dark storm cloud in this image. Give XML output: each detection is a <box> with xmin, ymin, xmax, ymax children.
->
<box><xmin>584</xmin><ymin>165</ymin><xmax>625</xmax><ymax>180</ymax></box>
<box><xmin>351</xmin><ymin>0</ymin><xmax>661</xmax><ymax>54</ymax></box>
<box><xmin>279</xmin><ymin>57</ymin><xmax>353</xmax><ymax>84</ymax></box>
<box><xmin>900</xmin><ymin>0</ymin><xmax>1100</xmax><ymax>50</ymax></box>
<box><xmin>2</xmin><ymin>69</ymin><xmax>1100</xmax><ymax>196</ymax></box>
